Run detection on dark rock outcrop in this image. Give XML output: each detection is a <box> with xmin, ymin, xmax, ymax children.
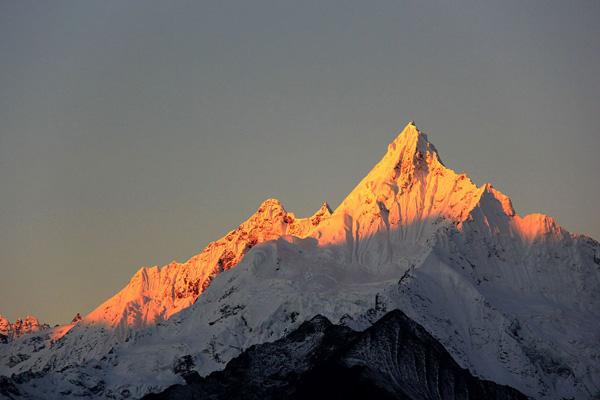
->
<box><xmin>143</xmin><ymin>309</ymin><xmax>527</xmax><ymax>400</ymax></box>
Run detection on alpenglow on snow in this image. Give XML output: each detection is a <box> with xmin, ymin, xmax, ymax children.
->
<box><xmin>1</xmin><ymin>122</ymin><xmax>599</xmax><ymax>400</ymax></box>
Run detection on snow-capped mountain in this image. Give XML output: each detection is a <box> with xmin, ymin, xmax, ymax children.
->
<box><xmin>1</xmin><ymin>122</ymin><xmax>599</xmax><ymax>400</ymax></box>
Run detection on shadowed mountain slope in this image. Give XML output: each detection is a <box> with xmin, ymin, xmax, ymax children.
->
<box><xmin>143</xmin><ymin>309</ymin><xmax>527</xmax><ymax>400</ymax></box>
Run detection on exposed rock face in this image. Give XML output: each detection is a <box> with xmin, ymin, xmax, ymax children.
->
<box><xmin>70</xmin><ymin>314</ymin><xmax>82</xmax><ymax>325</ymax></box>
<box><xmin>143</xmin><ymin>310</ymin><xmax>527</xmax><ymax>400</ymax></box>
<box><xmin>0</xmin><ymin>316</ymin><xmax>49</xmax><ymax>343</ymax></box>
<box><xmin>0</xmin><ymin>317</ymin><xmax>11</xmax><ymax>344</ymax></box>
<box><xmin>0</xmin><ymin>374</ymin><xmax>22</xmax><ymax>399</ymax></box>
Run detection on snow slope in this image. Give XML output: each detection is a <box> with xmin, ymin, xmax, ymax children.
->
<box><xmin>1</xmin><ymin>122</ymin><xmax>599</xmax><ymax>399</ymax></box>
<box><xmin>142</xmin><ymin>310</ymin><xmax>527</xmax><ymax>400</ymax></box>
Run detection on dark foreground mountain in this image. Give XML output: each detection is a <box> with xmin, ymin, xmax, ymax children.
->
<box><xmin>143</xmin><ymin>309</ymin><xmax>526</xmax><ymax>400</ymax></box>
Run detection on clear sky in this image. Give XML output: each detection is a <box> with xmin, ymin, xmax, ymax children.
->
<box><xmin>1</xmin><ymin>1</ymin><xmax>599</xmax><ymax>324</ymax></box>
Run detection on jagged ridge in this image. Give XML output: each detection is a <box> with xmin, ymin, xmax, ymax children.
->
<box><xmin>0</xmin><ymin>316</ymin><xmax>49</xmax><ymax>344</ymax></box>
<box><xmin>84</xmin><ymin>198</ymin><xmax>332</xmax><ymax>332</ymax></box>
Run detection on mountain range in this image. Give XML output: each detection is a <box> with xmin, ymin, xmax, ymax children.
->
<box><xmin>1</xmin><ymin>122</ymin><xmax>598</xmax><ymax>399</ymax></box>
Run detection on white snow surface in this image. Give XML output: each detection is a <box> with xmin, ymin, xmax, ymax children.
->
<box><xmin>1</xmin><ymin>122</ymin><xmax>599</xmax><ymax>399</ymax></box>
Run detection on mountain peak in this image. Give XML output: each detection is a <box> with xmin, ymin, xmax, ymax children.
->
<box><xmin>399</xmin><ymin>120</ymin><xmax>420</xmax><ymax>137</ymax></box>
<box><xmin>365</xmin><ymin>121</ymin><xmax>444</xmax><ymax>191</ymax></box>
<box><xmin>309</xmin><ymin>202</ymin><xmax>333</xmax><ymax>226</ymax></box>
<box><xmin>317</xmin><ymin>202</ymin><xmax>332</xmax><ymax>215</ymax></box>
<box><xmin>257</xmin><ymin>198</ymin><xmax>285</xmax><ymax>213</ymax></box>
<box><xmin>385</xmin><ymin>121</ymin><xmax>438</xmax><ymax>165</ymax></box>
<box><xmin>335</xmin><ymin>122</ymin><xmax>445</xmax><ymax>214</ymax></box>
<box><xmin>71</xmin><ymin>313</ymin><xmax>82</xmax><ymax>325</ymax></box>
<box><xmin>391</xmin><ymin>120</ymin><xmax>422</xmax><ymax>141</ymax></box>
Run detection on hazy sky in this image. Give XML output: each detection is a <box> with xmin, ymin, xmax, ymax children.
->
<box><xmin>1</xmin><ymin>1</ymin><xmax>599</xmax><ymax>324</ymax></box>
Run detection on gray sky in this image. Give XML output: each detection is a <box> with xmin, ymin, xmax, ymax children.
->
<box><xmin>1</xmin><ymin>0</ymin><xmax>599</xmax><ymax>324</ymax></box>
